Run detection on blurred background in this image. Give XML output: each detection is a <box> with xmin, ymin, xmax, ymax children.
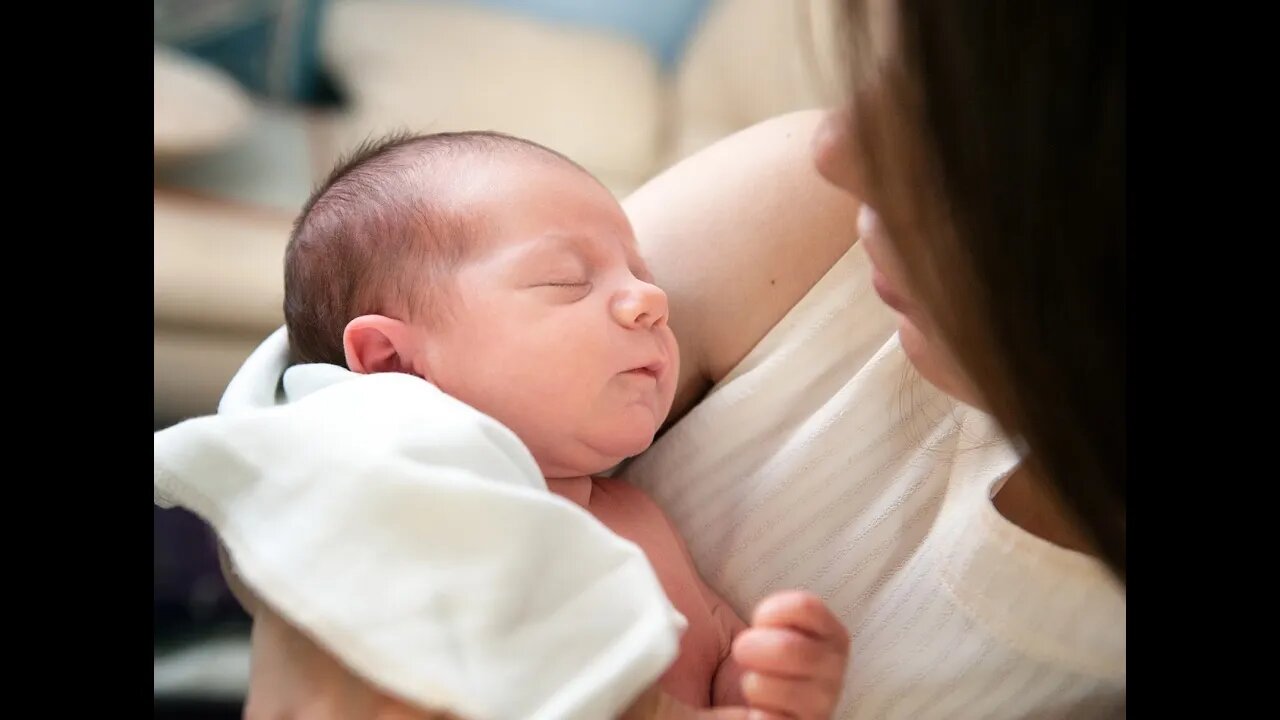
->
<box><xmin>154</xmin><ymin>0</ymin><xmax>842</xmax><ymax>715</ymax></box>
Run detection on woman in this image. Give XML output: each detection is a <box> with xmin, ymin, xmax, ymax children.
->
<box><xmin>240</xmin><ymin>1</ymin><xmax>1124</xmax><ymax>717</ymax></box>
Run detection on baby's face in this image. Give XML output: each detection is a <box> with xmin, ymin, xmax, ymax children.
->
<box><xmin>419</xmin><ymin>158</ymin><xmax>678</xmax><ymax>478</ymax></box>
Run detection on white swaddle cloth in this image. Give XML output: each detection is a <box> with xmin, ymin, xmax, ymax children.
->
<box><xmin>154</xmin><ymin>328</ymin><xmax>685</xmax><ymax>720</ymax></box>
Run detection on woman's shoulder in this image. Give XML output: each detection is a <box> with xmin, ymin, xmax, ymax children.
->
<box><xmin>625</xmin><ymin>111</ymin><xmax>864</xmax><ymax>422</ymax></box>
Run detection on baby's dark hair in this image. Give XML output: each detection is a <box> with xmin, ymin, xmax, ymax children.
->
<box><xmin>284</xmin><ymin>130</ymin><xmax>590</xmax><ymax>367</ymax></box>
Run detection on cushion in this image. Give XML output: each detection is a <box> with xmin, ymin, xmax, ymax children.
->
<box><xmin>319</xmin><ymin>0</ymin><xmax>664</xmax><ymax>197</ymax></box>
<box><xmin>154</xmin><ymin>45</ymin><xmax>254</xmax><ymax>163</ymax></box>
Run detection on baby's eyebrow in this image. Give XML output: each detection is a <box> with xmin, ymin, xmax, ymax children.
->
<box><xmin>534</xmin><ymin>233</ymin><xmax>655</xmax><ymax>282</ymax></box>
<box><xmin>536</xmin><ymin>234</ymin><xmax>597</xmax><ymax>258</ymax></box>
<box><xmin>512</xmin><ymin>236</ymin><xmax>588</xmax><ymax>266</ymax></box>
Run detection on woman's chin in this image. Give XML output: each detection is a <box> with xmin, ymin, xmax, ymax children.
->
<box><xmin>896</xmin><ymin>314</ymin><xmax>983</xmax><ymax>409</ymax></box>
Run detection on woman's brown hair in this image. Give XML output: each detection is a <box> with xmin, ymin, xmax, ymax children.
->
<box><xmin>838</xmin><ymin>1</ymin><xmax>1125</xmax><ymax>578</ymax></box>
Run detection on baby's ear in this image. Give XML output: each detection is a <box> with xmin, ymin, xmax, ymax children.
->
<box><xmin>343</xmin><ymin>315</ymin><xmax>420</xmax><ymax>376</ymax></box>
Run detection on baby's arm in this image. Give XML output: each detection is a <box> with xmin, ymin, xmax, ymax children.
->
<box><xmin>630</xmin><ymin>590</ymin><xmax>851</xmax><ymax>720</ymax></box>
<box><xmin>704</xmin><ymin>583</ymin><xmax>854</xmax><ymax>720</ymax></box>
<box><xmin>649</xmin><ymin>503</ymin><xmax>749</xmax><ymax>706</ymax></box>
<box><xmin>704</xmin><ymin>583</ymin><xmax>749</xmax><ymax>707</ymax></box>
<box><xmin>651</xmin><ymin>500</ymin><xmax>849</xmax><ymax>718</ymax></box>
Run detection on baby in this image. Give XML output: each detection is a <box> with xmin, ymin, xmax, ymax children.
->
<box><xmin>282</xmin><ymin>131</ymin><xmax>849</xmax><ymax>718</ymax></box>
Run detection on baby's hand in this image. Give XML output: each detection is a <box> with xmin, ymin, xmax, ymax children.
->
<box><xmin>730</xmin><ymin>590</ymin><xmax>850</xmax><ymax>720</ymax></box>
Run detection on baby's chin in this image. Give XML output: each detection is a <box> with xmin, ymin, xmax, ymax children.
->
<box><xmin>559</xmin><ymin>424</ymin><xmax>659</xmax><ymax>476</ymax></box>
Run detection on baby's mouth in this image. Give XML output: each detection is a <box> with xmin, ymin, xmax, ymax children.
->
<box><xmin>622</xmin><ymin>360</ymin><xmax>665</xmax><ymax>381</ymax></box>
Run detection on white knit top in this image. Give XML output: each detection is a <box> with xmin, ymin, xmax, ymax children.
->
<box><xmin>623</xmin><ymin>242</ymin><xmax>1125</xmax><ymax>719</ymax></box>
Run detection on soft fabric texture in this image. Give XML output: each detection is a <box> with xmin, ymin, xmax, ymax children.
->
<box><xmin>623</xmin><ymin>241</ymin><xmax>1127</xmax><ymax>719</ymax></box>
<box><xmin>154</xmin><ymin>328</ymin><xmax>685</xmax><ymax>720</ymax></box>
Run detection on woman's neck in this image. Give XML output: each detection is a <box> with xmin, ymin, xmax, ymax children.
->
<box><xmin>992</xmin><ymin>465</ymin><xmax>1097</xmax><ymax>558</ymax></box>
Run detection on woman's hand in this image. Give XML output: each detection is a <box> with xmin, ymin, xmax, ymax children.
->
<box><xmin>243</xmin><ymin>605</ymin><xmax>454</xmax><ymax>720</ymax></box>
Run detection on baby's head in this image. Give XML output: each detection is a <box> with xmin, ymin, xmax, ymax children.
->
<box><xmin>285</xmin><ymin>131</ymin><xmax>678</xmax><ymax>477</ymax></box>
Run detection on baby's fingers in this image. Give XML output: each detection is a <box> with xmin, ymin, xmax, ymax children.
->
<box><xmin>741</xmin><ymin>671</ymin><xmax>841</xmax><ymax>720</ymax></box>
<box><xmin>752</xmin><ymin>591</ymin><xmax>850</xmax><ymax>650</ymax></box>
<box><xmin>732</xmin><ymin>628</ymin><xmax>846</xmax><ymax>683</ymax></box>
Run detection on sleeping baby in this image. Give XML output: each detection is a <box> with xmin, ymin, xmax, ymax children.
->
<box><xmin>277</xmin><ymin>130</ymin><xmax>850</xmax><ymax>719</ymax></box>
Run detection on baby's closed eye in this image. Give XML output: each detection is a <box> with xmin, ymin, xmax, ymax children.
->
<box><xmin>526</xmin><ymin>260</ymin><xmax>590</xmax><ymax>289</ymax></box>
<box><xmin>534</xmin><ymin>280</ymin><xmax>593</xmax><ymax>302</ymax></box>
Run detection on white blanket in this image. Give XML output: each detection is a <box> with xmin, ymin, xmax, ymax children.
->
<box><xmin>153</xmin><ymin>328</ymin><xmax>685</xmax><ymax>720</ymax></box>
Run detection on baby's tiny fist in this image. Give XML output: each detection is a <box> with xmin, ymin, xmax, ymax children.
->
<box><xmin>731</xmin><ymin>591</ymin><xmax>850</xmax><ymax>720</ymax></box>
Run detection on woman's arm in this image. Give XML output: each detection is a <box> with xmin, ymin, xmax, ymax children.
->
<box><xmin>624</xmin><ymin>110</ymin><xmax>863</xmax><ymax>424</ymax></box>
<box><xmin>244</xmin><ymin>605</ymin><xmax>745</xmax><ymax>720</ymax></box>
<box><xmin>216</xmin><ymin>543</ymin><xmax>260</xmax><ymax>617</ymax></box>
<box><xmin>244</xmin><ymin>603</ymin><xmax>461</xmax><ymax>720</ymax></box>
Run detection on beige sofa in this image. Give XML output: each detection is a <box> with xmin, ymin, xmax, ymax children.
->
<box><xmin>153</xmin><ymin>0</ymin><xmax>841</xmax><ymax>424</ymax></box>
